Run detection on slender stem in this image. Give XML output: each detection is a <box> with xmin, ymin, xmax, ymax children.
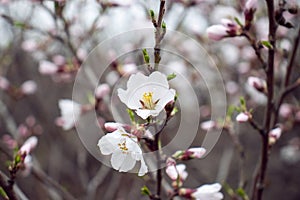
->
<box><xmin>0</xmin><ymin>171</ymin><xmax>18</xmax><ymax>200</ymax></box>
<box><xmin>284</xmin><ymin>28</ymin><xmax>300</xmax><ymax>87</ymax></box>
<box><xmin>272</xmin><ymin>28</ymin><xmax>300</xmax><ymax>126</ymax></box>
<box><xmin>153</xmin><ymin>0</ymin><xmax>166</xmax><ymax>71</ymax></box>
<box><xmin>155</xmin><ymin>133</ymin><xmax>162</xmax><ymax>198</ymax></box>
<box><xmin>273</xmin><ymin>79</ymin><xmax>300</xmax><ymax>126</ymax></box>
<box><xmin>252</xmin><ymin>1</ymin><xmax>277</xmax><ymax>200</ymax></box>
<box><xmin>242</xmin><ymin>32</ymin><xmax>266</xmax><ymax>69</ymax></box>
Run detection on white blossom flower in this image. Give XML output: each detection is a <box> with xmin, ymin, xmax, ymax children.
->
<box><xmin>166</xmin><ymin>164</ymin><xmax>188</xmax><ymax>181</ymax></box>
<box><xmin>98</xmin><ymin>127</ymin><xmax>148</xmax><ymax>176</ymax></box>
<box><xmin>118</xmin><ymin>72</ymin><xmax>176</xmax><ymax>119</ymax></box>
<box><xmin>58</xmin><ymin>99</ymin><xmax>82</xmax><ymax>130</ymax></box>
<box><xmin>192</xmin><ymin>183</ymin><xmax>224</xmax><ymax>200</ymax></box>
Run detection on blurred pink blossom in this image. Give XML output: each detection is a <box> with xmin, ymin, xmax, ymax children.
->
<box><xmin>279</xmin><ymin>103</ymin><xmax>293</xmax><ymax>118</ymax></box>
<box><xmin>39</xmin><ymin>61</ymin><xmax>59</xmax><ymax>75</ymax></box>
<box><xmin>52</xmin><ymin>55</ymin><xmax>66</xmax><ymax>66</ymax></box>
<box><xmin>18</xmin><ymin>124</ymin><xmax>29</xmax><ymax>137</ymax></box>
<box><xmin>0</xmin><ymin>76</ymin><xmax>10</xmax><ymax>90</ymax></box>
<box><xmin>95</xmin><ymin>83</ymin><xmax>110</xmax><ymax>99</ymax></box>
<box><xmin>21</xmin><ymin>80</ymin><xmax>37</xmax><ymax>95</ymax></box>
<box><xmin>200</xmin><ymin>120</ymin><xmax>216</xmax><ymax>131</ymax></box>
<box><xmin>2</xmin><ymin>135</ymin><xmax>17</xmax><ymax>149</ymax></box>
<box><xmin>21</xmin><ymin>40</ymin><xmax>38</xmax><ymax>52</ymax></box>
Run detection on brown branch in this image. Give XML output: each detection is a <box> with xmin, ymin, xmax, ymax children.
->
<box><xmin>0</xmin><ymin>171</ymin><xmax>18</xmax><ymax>200</ymax></box>
<box><xmin>284</xmin><ymin>28</ymin><xmax>300</xmax><ymax>87</ymax></box>
<box><xmin>153</xmin><ymin>0</ymin><xmax>166</xmax><ymax>71</ymax></box>
<box><xmin>252</xmin><ymin>0</ymin><xmax>277</xmax><ymax>200</ymax></box>
<box><xmin>273</xmin><ymin>79</ymin><xmax>300</xmax><ymax>126</ymax></box>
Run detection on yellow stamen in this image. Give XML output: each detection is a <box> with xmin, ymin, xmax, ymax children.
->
<box><xmin>118</xmin><ymin>140</ymin><xmax>128</xmax><ymax>153</ymax></box>
<box><xmin>141</xmin><ymin>92</ymin><xmax>158</xmax><ymax>110</ymax></box>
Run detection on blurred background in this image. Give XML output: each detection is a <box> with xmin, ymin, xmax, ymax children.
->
<box><xmin>0</xmin><ymin>0</ymin><xmax>300</xmax><ymax>199</ymax></box>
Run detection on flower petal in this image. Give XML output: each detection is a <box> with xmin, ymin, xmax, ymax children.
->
<box><xmin>119</xmin><ymin>154</ymin><xmax>136</xmax><ymax>172</ymax></box>
<box><xmin>197</xmin><ymin>183</ymin><xmax>222</xmax><ymax>193</ymax></box>
<box><xmin>111</xmin><ymin>150</ymin><xmax>126</xmax><ymax>170</ymax></box>
<box><xmin>136</xmin><ymin>109</ymin><xmax>152</xmax><ymax>119</ymax></box>
<box><xmin>97</xmin><ymin>131</ymin><xmax>121</xmax><ymax>155</ymax></box>
<box><xmin>138</xmin><ymin>158</ymin><xmax>148</xmax><ymax>176</ymax></box>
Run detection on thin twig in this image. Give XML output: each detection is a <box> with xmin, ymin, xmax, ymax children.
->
<box><xmin>252</xmin><ymin>1</ymin><xmax>277</xmax><ymax>200</ymax></box>
<box><xmin>283</xmin><ymin>28</ymin><xmax>300</xmax><ymax>87</ymax></box>
<box><xmin>31</xmin><ymin>166</ymin><xmax>77</xmax><ymax>200</ymax></box>
<box><xmin>153</xmin><ymin>0</ymin><xmax>166</xmax><ymax>71</ymax></box>
<box><xmin>0</xmin><ymin>171</ymin><xmax>18</xmax><ymax>200</ymax></box>
<box><xmin>273</xmin><ymin>79</ymin><xmax>300</xmax><ymax>127</ymax></box>
<box><xmin>242</xmin><ymin>32</ymin><xmax>266</xmax><ymax>69</ymax></box>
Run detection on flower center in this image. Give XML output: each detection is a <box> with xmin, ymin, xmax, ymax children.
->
<box><xmin>118</xmin><ymin>140</ymin><xmax>128</xmax><ymax>153</ymax></box>
<box><xmin>140</xmin><ymin>92</ymin><xmax>159</xmax><ymax>110</ymax></box>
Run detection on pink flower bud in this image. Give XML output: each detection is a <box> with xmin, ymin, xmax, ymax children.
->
<box><xmin>95</xmin><ymin>84</ymin><xmax>111</xmax><ymax>99</ymax></box>
<box><xmin>39</xmin><ymin>60</ymin><xmax>59</xmax><ymax>75</ymax></box>
<box><xmin>200</xmin><ymin>120</ymin><xmax>216</xmax><ymax>131</ymax></box>
<box><xmin>236</xmin><ymin>112</ymin><xmax>250</xmax><ymax>122</ymax></box>
<box><xmin>21</xmin><ymin>80</ymin><xmax>37</xmax><ymax>95</ymax></box>
<box><xmin>166</xmin><ymin>164</ymin><xmax>188</xmax><ymax>181</ymax></box>
<box><xmin>247</xmin><ymin>76</ymin><xmax>266</xmax><ymax>93</ymax></box>
<box><xmin>269</xmin><ymin>127</ymin><xmax>282</xmax><ymax>145</ymax></box>
<box><xmin>20</xmin><ymin>155</ymin><xmax>33</xmax><ymax>177</ymax></box>
<box><xmin>269</xmin><ymin>127</ymin><xmax>282</xmax><ymax>139</ymax></box>
<box><xmin>188</xmin><ymin>147</ymin><xmax>206</xmax><ymax>158</ymax></box>
<box><xmin>172</xmin><ymin>147</ymin><xmax>206</xmax><ymax>160</ymax></box>
<box><xmin>0</xmin><ymin>76</ymin><xmax>10</xmax><ymax>90</ymax></box>
<box><xmin>206</xmin><ymin>25</ymin><xmax>228</xmax><ymax>41</ymax></box>
<box><xmin>19</xmin><ymin>136</ymin><xmax>38</xmax><ymax>155</ymax></box>
<box><xmin>244</xmin><ymin>0</ymin><xmax>258</xmax><ymax>29</ymax></box>
<box><xmin>207</xmin><ymin>19</ymin><xmax>240</xmax><ymax>41</ymax></box>
<box><xmin>245</xmin><ymin>0</ymin><xmax>257</xmax><ymax>12</ymax></box>
<box><xmin>104</xmin><ymin>122</ymin><xmax>128</xmax><ymax>132</ymax></box>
